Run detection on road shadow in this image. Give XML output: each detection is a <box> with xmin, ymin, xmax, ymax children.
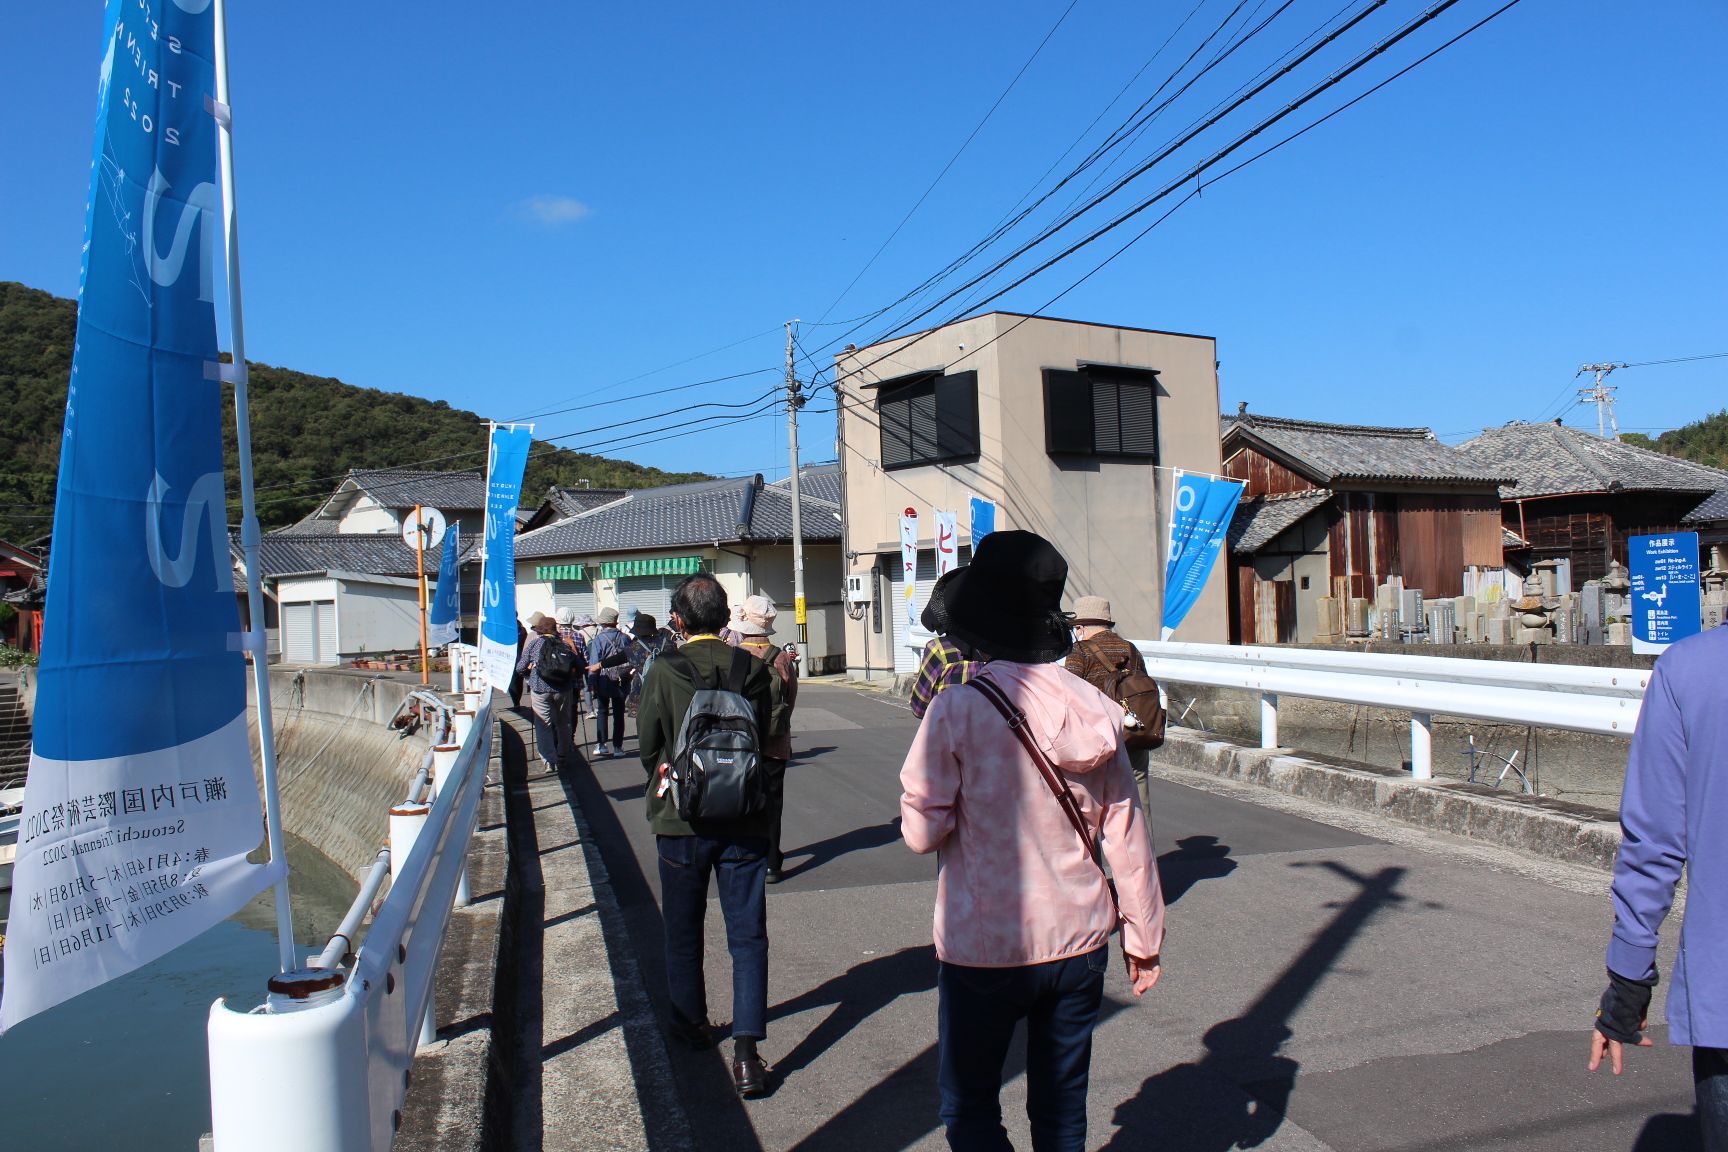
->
<box><xmin>792</xmin><ymin>745</ymin><xmax>839</xmax><ymax>762</ymax></box>
<box><xmin>1157</xmin><ymin>835</ymin><xmax>1238</xmax><ymax>906</ymax></box>
<box><xmin>1101</xmin><ymin>861</ymin><xmax>1407</xmax><ymax>1150</ymax></box>
<box><xmin>555</xmin><ymin>740</ymin><xmax>766</xmax><ymax>1151</ymax></box>
<box><xmin>778</xmin><ymin>819</ymin><xmax>904</xmax><ymax>882</ymax></box>
<box><xmin>768</xmin><ymin>945</ymin><xmax>937</xmax><ymax>1081</ymax></box>
<box><xmin>1632</xmin><ymin>1112</ymin><xmax>1703</xmax><ymax>1150</ymax></box>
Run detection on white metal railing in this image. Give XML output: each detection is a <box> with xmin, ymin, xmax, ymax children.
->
<box><xmin>206</xmin><ymin>654</ymin><xmax>493</xmax><ymax>1150</ymax></box>
<box><xmin>905</xmin><ymin>628</ymin><xmax>1646</xmax><ymax>780</ymax></box>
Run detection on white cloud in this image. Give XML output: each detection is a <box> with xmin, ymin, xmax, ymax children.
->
<box><xmin>515</xmin><ymin>195</ymin><xmax>592</xmax><ymax>227</ymax></box>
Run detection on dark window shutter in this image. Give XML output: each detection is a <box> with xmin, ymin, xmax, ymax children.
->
<box><xmin>1044</xmin><ymin>368</ymin><xmax>1092</xmax><ymax>454</ymax></box>
<box><xmin>909</xmin><ymin>387</ymin><xmax>939</xmax><ymax>460</ymax></box>
<box><xmin>879</xmin><ymin>390</ymin><xmax>911</xmax><ymax>467</ymax></box>
<box><xmin>1118</xmin><ymin>379</ymin><xmax>1156</xmax><ymax>456</ymax></box>
<box><xmin>934</xmin><ymin>370</ymin><xmax>979</xmax><ymax>458</ymax></box>
<box><xmin>1092</xmin><ymin>377</ymin><xmax>1121</xmax><ymax>454</ymax></box>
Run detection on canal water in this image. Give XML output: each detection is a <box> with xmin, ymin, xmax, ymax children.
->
<box><xmin>0</xmin><ymin>835</ymin><xmax>358</xmax><ymax>1150</ymax></box>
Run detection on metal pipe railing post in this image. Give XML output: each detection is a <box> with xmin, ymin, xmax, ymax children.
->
<box><xmin>1410</xmin><ymin>713</ymin><xmax>1433</xmax><ymax>780</ymax></box>
<box><xmin>1260</xmin><ymin>692</ymin><xmax>1279</xmax><ymax>749</ymax></box>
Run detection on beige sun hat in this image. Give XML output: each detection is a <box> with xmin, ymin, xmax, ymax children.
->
<box><xmin>1070</xmin><ymin>596</ymin><xmax>1114</xmax><ymax>628</ymax></box>
<box><xmin>732</xmin><ymin>594</ymin><xmax>777</xmax><ymax>637</ymax></box>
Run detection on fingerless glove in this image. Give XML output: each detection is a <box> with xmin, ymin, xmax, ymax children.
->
<box><xmin>1594</xmin><ymin>967</ymin><xmax>1656</xmax><ymax>1044</ymax></box>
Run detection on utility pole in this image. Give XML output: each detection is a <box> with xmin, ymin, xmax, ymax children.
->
<box><xmin>785</xmin><ymin>321</ymin><xmax>809</xmax><ymax>646</ymax></box>
<box><xmin>1576</xmin><ymin>362</ymin><xmax>1627</xmax><ymax>440</ymax></box>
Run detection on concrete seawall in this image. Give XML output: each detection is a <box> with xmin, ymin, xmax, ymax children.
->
<box><xmin>247</xmin><ymin>667</ymin><xmax>435</xmax><ymax>879</ymax></box>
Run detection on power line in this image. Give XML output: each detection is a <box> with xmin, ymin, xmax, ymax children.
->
<box><xmin>503</xmin><ymin>324</ymin><xmax>783</xmax><ymax>421</ymax></box>
<box><xmin>509</xmin><ymin>367</ymin><xmax>779</xmax><ymax>424</ymax></box>
<box><xmin>813</xmin><ymin>0</ymin><xmax>1083</xmax><ymax>326</ymax></box>
<box><xmin>831</xmin><ymin>0</ymin><xmax>1521</xmax><ymax>397</ymax></box>
<box><xmin>1623</xmin><ymin>352</ymin><xmax>1728</xmax><ymax>369</ymax></box>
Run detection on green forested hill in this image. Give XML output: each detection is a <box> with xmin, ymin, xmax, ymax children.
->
<box><xmin>1622</xmin><ymin>410</ymin><xmax>1728</xmax><ymax>469</ymax></box>
<box><xmin>0</xmin><ymin>282</ymin><xmax>709</xmax><ymax>543</ymax></box>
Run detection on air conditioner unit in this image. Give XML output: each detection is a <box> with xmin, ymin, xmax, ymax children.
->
<box><xmin>845</xmin><ymin>573</ymin><xmax>872</xmax><ymax>604</ymax></box>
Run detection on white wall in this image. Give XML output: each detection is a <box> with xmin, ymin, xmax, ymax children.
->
<box><xmin>337</xmin><ymin>496</ymin><xmax>400</xmax><ymax>535</ymax></box>
<box><xmin>334</xmin><ymin>579</ymin><xmax>421</xmax><ymax>656</ymax></box>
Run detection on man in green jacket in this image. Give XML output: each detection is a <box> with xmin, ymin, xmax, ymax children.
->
<box><xmin>637</xmin><ymin>572</ymin><xmax>777</xmax><ymax>1098</ymax></box>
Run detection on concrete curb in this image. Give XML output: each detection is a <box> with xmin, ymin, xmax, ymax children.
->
<box><xmin>1153</xmin><ymin>726</ymin><xmax>1624</xmax><ymax>871</ymax></box>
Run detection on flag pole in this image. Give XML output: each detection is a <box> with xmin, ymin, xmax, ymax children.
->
<box><xmin>213</xmin><ymin>0</ymin><xmax>296</xmax><ymax>973</ymax></box>
<box><xmin>415</xmin><ymin>505</ymin><xmax>430</xmax><ymax>685</ymax></box>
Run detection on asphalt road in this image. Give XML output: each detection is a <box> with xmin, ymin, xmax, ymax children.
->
<box><xmin>556</xmin><ymin>682</ymin><xmax>1700</xmax><ymax>1152</ymax></box>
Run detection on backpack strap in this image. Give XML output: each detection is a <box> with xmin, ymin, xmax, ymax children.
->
<box><xmin>659</xmin><ymin>649</ymin><xmax>705</xmax><ymax>689</ymax></box>
<box><xmin>723</xmin><ymin>646</ymin><xmax>751</xmax><ymax>695</ymax></box>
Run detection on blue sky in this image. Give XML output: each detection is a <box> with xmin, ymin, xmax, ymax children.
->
<box><xmin>4</xmin><ymin>1</ymin><xmax>1724</xmax><ymax>484</ymax></box>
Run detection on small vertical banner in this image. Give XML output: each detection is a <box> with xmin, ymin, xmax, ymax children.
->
<box><xmin>2</xmin><ymin>0</ymin><xmax>277</xmax><ymax>1032</ymax></box>
<box><xmin>1629</xmin><ymin>533</ymin><xmax>1701</xmax><ymax>655</ymax></box>
<box><xmin>1161</xmin><ymin>470</ymin><xmax>1246</xmax><ymax>641</ymax></box>
<box><xmin>479</xmin><ymin>425</ymin><xmax>533</xmax><ymax>687</ymax></box>
<box><xmin>935</xmin><ymin>510</ymin><xmax>959</xmax><ymax>577</ymax></box>
<box><xmin>969</xmin><ymin>496</ymin><xmax>996</xmax><ymax>543</ymax></box>
<box><xmin>900</xmin><ymin>508</ymin><xmax>920</xmax><ymax>624</ymax></box>
<box><xmin>428</xmin><ymin>524</ymin><xmax>461</xmax><ymax>648</ymax></box>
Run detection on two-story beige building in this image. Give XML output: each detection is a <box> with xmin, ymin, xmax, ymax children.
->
<box><xmin>836</xmin><ymin>312</ymin><xmax>1228</xmax><ymax>681</ymax></box>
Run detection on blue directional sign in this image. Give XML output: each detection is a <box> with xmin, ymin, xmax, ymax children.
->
<box><xmin>1629</xmin><ymin>532</ymin><xmax>1702</xmax><ymax>655</ymax></box>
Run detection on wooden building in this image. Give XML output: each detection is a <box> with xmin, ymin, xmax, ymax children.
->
<box><xmin>1456</xmin><ymin>421</ymin><xmax>1728</xmax><ymax>586</ymax></box>
<box><xmin>1223</xmin><ymin>414</ymin><xmax>1511</xmax><ymax>644</ymax></box>
<box><xmin>0</xmin><ymin>537</ymin><xmax>45</xmax><ymax>654</ymax></box>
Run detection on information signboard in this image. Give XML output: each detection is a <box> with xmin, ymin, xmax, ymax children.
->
<box><xmin>1629</xmin><ymin>532</ymin><xmax>1702</xmax><ymax>655</ymax></box>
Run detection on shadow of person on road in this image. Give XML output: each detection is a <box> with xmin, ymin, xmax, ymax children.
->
<box><xmin>1158</xmin><ymin>835</ymin><xmax>1238</xmax><ymax>906</ymax></box>
<box><xmin>778</xmin><ymin>818</ymin><xmax>904</xmax><ymax>882</ymax></box>
<box><xmin>768</xmin><ymin>944</ymin><xmax>937</xmax><ymax>1082</ymax></box>
<box><xmin>1101</xmin><ymin>862</ymin><xmax>1408</xmax><ymax>1150</ymax></box>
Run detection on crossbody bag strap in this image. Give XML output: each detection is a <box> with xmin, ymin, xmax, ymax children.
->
<box><xmin>968</xmin><ymin>676</ymin><xmax>1099</xmax><ymax>870</ymax></box>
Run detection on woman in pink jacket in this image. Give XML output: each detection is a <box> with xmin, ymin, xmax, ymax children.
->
<box><xmin>900</xmin><ymin>530</ymin><xmax>1165</xmax><ymax>1152</ymax></box>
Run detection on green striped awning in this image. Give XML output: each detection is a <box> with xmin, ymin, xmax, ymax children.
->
<box><xmin>535</xmin><ymin>564</ymin><xmax>588</xmax><ymax>581</ymax></box>
<box><xmin>600</xmin><ymin>555</ymin><xmax>707</xmax><ymax>579</ymax></box>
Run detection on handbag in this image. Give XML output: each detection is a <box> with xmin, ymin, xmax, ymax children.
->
<box><xmin>968</xmin><ymin>674</ymin><xmax>1121</xmax><ymax>924</ymax></box>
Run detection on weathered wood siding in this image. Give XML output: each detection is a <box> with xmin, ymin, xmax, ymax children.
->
<box><xmin>1222</xmin><ymin>444</ymin><xmax>1317</xmax><ymax>496</ymax></box>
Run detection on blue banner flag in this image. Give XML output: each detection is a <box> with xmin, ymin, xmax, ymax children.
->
<box><xmin>1629</xmin><ymin>533</ymin><xmax>1702</xmax><ymax>655</ymax></box>
<box><xmin>969</xmin><ymin>496</ymin><xmax>996</xmax><ymax>544</ymax></box>
<box><xmin>479</xmin><ymin>425</ymin><xmax>533</xmax><ymax>687</ymax></box>
<box><xmin>2</xmin><ymin>1</ymin><xmax>277</xmax><ymax>1032</ymax></box>
<box><xmin>428</xmin><ymin>525</ymin><xmax>461</xmax><ymax>648</ymax></box>
<box><xmin>1161</xmin><ymin>470</ymin><xmax>1245</xmax><ymax>641</ymax></box>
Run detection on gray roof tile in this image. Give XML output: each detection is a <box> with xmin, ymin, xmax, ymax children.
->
<box><xmin>1455</xmin><ymin>422</ymin><xmax>1728</xmax><ymax>499</ymax></box>
<box><xmin>516</xmin><ymin>475</ymin><xmax>840</xmax><ymax>560</ymax></box>
<box><xmin>1685</xmin><ymin>489</ymin><xmax>1728</xmax><ymax>524</ymax></box>
<box><xmin>1228</xmin><ymin>414</ymin><xmax>1512</xmax><ymax>487</ymax></box>
<box><xmin>768</xmin><ymin>463</ymin><xmax>842</xmax><ymax>508</ymax></box>
<box><xmin>1228</xmin><ymin>490</ymin><xmax>1333</xmax><ymax>555</ymax></box>
<box><xmin>246</xmin><ymin>531</ymin><xmax>482</xmax><ymax>579</ymax></box>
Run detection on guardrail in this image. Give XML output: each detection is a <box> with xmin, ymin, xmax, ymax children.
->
<box><xmin>206</xmin><ymin>650</ymin><xmax>493</xmax><ymax>1150</ymax></box>
<box><xmin>906</xmin><ymin>628</ymin><xmax>1647</xmax><ymax>780</ymax></box>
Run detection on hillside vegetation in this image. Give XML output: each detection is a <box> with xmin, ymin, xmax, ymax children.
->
<box><xmin>1622</xmin><ymin>410</ymin><xmax>1728</xmax><ymax>469</ymax></box>
<box><xmin>0</xmin><ymin>282</ymin><xmax>708</xmax><ymax>543</ymax></box>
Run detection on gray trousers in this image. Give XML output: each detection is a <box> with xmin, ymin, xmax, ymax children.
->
<box><xmin>1130</xmin><ymin>747</ymin><xmax>1153</xmax><ymax>841</ymax></box>
<box><xmin>528</xmin><ymin>689</ymin><xmax>568</xmax><ymax>766</ymax></box>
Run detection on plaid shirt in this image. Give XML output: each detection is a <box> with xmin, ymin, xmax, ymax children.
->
<box><xmin>910</xmin><ymin>635</ymin><xmax>978</xmax><ymax>720</ymax></box>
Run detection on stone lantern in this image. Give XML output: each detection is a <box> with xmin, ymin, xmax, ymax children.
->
<box><xmin>1512</xmin><ymin>571</ymin><xmax>1555</xmax><ymax>643</ymax></box>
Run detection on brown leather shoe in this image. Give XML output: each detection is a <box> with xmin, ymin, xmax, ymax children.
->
<box><xmin>732</xmin><ymin>1052</ymin><xmax>770</xmax><ymax>1099</ymax></box>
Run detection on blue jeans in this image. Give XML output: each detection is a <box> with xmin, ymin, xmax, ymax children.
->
<box><xmin>938</xmin><ymin>946</ymin><xmax>1108</xmax><ymax>1152</ymax></box>
<box><xmin>1699</xmin><ymin>1047</ymin><xmax>1728</xmax><ymax>1152</ymax></box>
<box><xmin>657</xmin><ymin>834</ymin><xmax>770</xmax><ymax>1039</ymax></box>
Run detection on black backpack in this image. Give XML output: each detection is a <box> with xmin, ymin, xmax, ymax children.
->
<box><xmin>535</xmin><ymin>636</ymin><xmax>578</xmax><ymax>688</ymax></box>
<box><xmin>661</xmin><ymin>648</ymin><xmax>764</xmax><ymax>821</ymax></box>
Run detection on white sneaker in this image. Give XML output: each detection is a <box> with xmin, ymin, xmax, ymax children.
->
<box><xmin>594</xmin><ymin>744</ymin><xmax>612</xmax><ymax>759</ymax></box>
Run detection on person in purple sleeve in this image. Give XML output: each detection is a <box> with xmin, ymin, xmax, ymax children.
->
<box><xmin>1588</xmin><ymin>625</ymin><xmax>1728</xmax><ymax>1150</ymax></box>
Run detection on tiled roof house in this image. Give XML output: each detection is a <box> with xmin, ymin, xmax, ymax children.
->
<box><xmin>512</xmin><ymin>471</ymin><xmax>847</xmax><ymax>671</ymax></box>
<box><xmin>1456</xmin><ymin>420</ymin><xmax>1728</xmax><ymax>582</ymax></box>
<box><xmin>1222</xmin><ymin>413</ymin><xmax>1512</xmax><ymax>643</ymax></box>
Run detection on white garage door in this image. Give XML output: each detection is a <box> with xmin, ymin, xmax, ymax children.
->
<box><xmin>283</xmin><ymin>603</ymin><xmax>314</xmax><ymax>664</ymax></box>
<box><xmin>616</xmin><ymin>575</ymin><xmax>674</xmax><ymax>624</ymax></box>
<box><xmin>552</xmin><ymin>578</ymin><xmax>597</xmax><ymax>620</ymax></box>
<box><xmin>888</xmin><ymin>547</ymin><xmax>970</xmax><ymax>674</ymax></box>
<box><xmin>283</xmin><ymin>600</ymin><xmax>338</xmax><ymax>665</ymax></box>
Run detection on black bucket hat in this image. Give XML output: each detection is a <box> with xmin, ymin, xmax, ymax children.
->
<box><xmin>920</xmin><ymin>569</ymin><xmax>964</xmax><ymax>633</ymax></box>
<box><xmin>931</xmin><ymin>530</ymin><xmax>1074</xmax><ymax>664</ymax></box>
